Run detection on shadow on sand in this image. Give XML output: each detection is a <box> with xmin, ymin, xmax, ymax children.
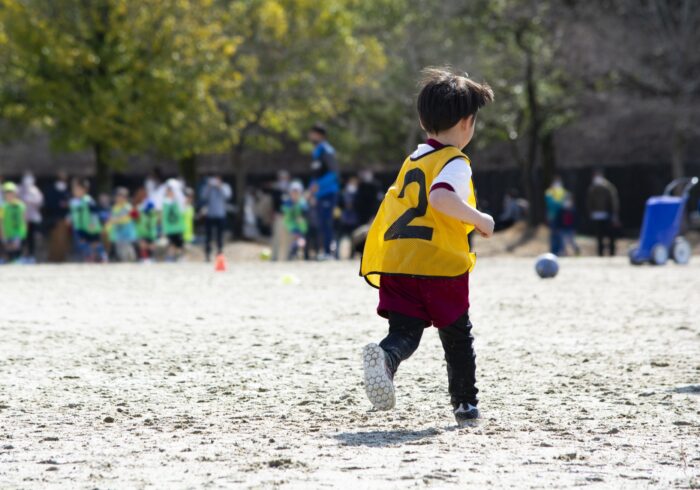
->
<box><xmin>670</xmin><ymin>385</ymin><xmax>700</xmax><ymax>395</ymax></box>
<box><xmin>333</xmin><ymin>427</ymin><xmax>440</xmax><ymax>447</ymax></box>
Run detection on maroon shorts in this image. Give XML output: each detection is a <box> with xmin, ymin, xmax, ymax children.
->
<box><xmin>377</xmin><ymin>274</ymin><xmax>470</xmax><ymax>328</ymax></box>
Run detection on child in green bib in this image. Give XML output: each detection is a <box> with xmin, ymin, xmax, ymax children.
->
<box><xmin>1</xmin><ymin>182</ymin><xmax>27</xmax><ymax>262</ymax></box>
<box><xmin>183</xmin><ymin>188</ymin><xmax>196</xmax><ymax>245</ymax></box>
<box><xmin>108</xmin><ymin>187</ymin><xmax>137</xmax><ymax>262</ymax></box>
<box><xmin>282</xmin><ymin>181</ymin><xmax>309</xmax><ymax>260</ymax></box>
<box><xmin>70</xmin><ymin>179</ymin><xmax>105</xmax><ymax>262</ymax></box>
<box><xmin>137</xmin><ymin>199</ymin><xmax>160</xmax><ymax>262</ymax></box>
<box><xmin>162</xmin><ymin>181</ymin><xmax>185</xmax><ymax>261</ymax></box>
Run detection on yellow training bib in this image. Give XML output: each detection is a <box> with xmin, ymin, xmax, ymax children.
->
<box><xmin>360</xmin><ymin>146</ymin><xmax>477</xmax><ymax>288</ymax></box>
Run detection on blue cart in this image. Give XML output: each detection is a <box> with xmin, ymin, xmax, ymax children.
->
<box><xmin>629</xmin><ymin>177</ymin><xmax>698</xmax><ymax>265</ymax></box>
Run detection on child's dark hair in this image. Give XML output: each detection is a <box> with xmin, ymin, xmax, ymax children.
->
<box><xmin>417</xmin><ymin>67</ymin><xmax>494</xmax><ymax>134</ymax></box>
<box><xmin>310</xmin><ymin>123</ymin><xmax>327</xmax><ymax>136</ymax></box>
<box><xmin>73</xmin><ymin>177</ymin><xmax>89</xmax><ymax>191</ymax></box>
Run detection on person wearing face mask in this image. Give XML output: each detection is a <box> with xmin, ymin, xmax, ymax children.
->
<box><xmin>336</xmin><ymin>176</ymin><xmax>360</xmax><ymax>259</ymax></box>
<box><xmin>587</xmin><ymin>169</ymin><xmax>620</xmax><ymax>257</ymax></box>
<box><xmin>45</xmin><ymin>171</ymin><xmax>70</xmax><ymax>220</ymax></box>
<box><xmin>18</xmin><ymin>172</ymin><xmax>44</xmax><ymax>263</ymax></box>
<box><xmin>45</xmin><ymin>171</ymin><xmax>73</xmax><ymax>262</ymax></box>
<box><xmin>354</xmin><ymin>169</ymin><xmax>383</xmax><ymax>227</ymax></box>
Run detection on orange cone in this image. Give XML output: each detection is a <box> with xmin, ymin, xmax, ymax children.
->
<box><xmin>214</xmin><ymin>253</ymin><xmax>227</xmax><ymax>272</ymax></box>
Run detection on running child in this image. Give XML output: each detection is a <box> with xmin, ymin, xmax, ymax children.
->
<box><xmin>360</xmin><ymin>68</ymin><xmax>495</xmax><ymax>425</ymax></box>
<box><xmin>0</xmin><ymin>182</ymin><xmax>28</xmax><ymax>263</ymax></box>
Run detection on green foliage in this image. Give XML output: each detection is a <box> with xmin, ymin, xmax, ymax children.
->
<box><xmin>0</xmin><ymin>0</ymin><xmax>386</xmax><ymax>178</ymax></box>
<box><xmin>0</xmin><ymin>0</ymin><xmax>229</xmax><ymax>170</ymax></box>
<box><xmin>212</xmin><ymin>0</ymin><xmax>386</xmax><ymax>155</ymax></box>
<box><xmin>475</xmin><ymin>1</ymin><xmax>577</xmax><ymax>153</ymax></box>
<box><xmin>331</xmin><ymin>0</ymin><xmax>500</xmax><ymax>165</ymax></box>
<box><xmin>0</xmin><ymin>0</ymin><xmax>579</xmax><ymax>201</ymax></box>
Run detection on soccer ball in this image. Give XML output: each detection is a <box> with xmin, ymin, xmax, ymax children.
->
<box><xmin>535</xmin><ymin>253</ymin><xmax>559</xmax><ymax>279</ymax></box>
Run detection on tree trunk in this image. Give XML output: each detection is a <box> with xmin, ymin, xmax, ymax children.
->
<box><xmin>523</xmin><ymin>46</ymin><xmax>542</xmax><ymax>226</ymax></box>
<box><xmin>231</xmin><ymin>144</ymin><xmax>247</xmax><ymax>239</ymax></box>
<box><xmin>541</xmin><ymin>132</ymin><xmax>557</xmax><ymax>191</ymax></box>
<box><xmin>94</xmin><ymin>143</ymin><xmax>111</xmax><ymax>194</ymax></box>
<box><xmin>178</xmin><ymin>154</ymin><xmax>198</xmax><ymax>187</ymax></box>
<box><xmin>521</xmin><ymin>159</ymin><xmax>535</xmax><ymax>225</ymax></box>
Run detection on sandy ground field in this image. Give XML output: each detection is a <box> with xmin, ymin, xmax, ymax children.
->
<box><xmin>0</xmin><ymin>257</ymin><xmax>699</xmax><ymax>489</ymax></box>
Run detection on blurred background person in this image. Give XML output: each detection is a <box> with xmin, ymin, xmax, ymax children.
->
<box><xmin>45</xmin><ymin>171</ymin><xmax>72</xmax><ymax>262</ymax></box>
<box><xmin>242</xmin><ymin>187</ymin><xmax>261</xmax><ymax>240</ymax></box>
<box><xmin>19</xmin><ymin>172</ymin><xmax>43</xmax><ymax>263</ymax></box>
<box><xmin>304</xmin><ymin>190</ymin><xmax>320</xmax><ymax>261</ymax></box>
<box><xmin>308</xmin><ymin>124</ymin><xmax>339</xmax><ymax>260</ymax></box>
<box><xmin>587</xmin><ymin>169</ymin><xmax>620</xmax><ymax>257</ymax></box>
<box><xmin>283</xmin><ymin>181</ymin><xmax>308</xmax><ymax>260</ymax></box>
<box><xmin>336</xmin><ymin>176</ymin><xmax>359</xmax><ymax>259</ymax></box>
<box><xmin>97</xmin><ymin>192</ymin><xmax>112</xmax><ymax>259</ymax></box>
<box><xmin>354</xmin><ymin>169</ymin><xmax>382</xmax><ymax>227</ymax></box>
<box><xmin>347</xmin><ymin>169</ymin><xmax>383</xmax><ymax>258</ymax></box>
<box><xmin>145</xmin><ymin>167</ymin><xmax>164</xmax><ymax>200</ymax></box>
<box><xmin>69</xmin><ymin>179</ymin><xmax>105</xmax><ymax>262</ymax></box>
<box><xmin>68</xmin><ymin>178</ymin><xmax>101</xmax><ymax>262</ymax></box>
<box><xmin>183</xmin><ymin>188</ymin><xmax>196</xmax><ymax>247</ymax></box>
<box><xmin>161</xmin><ymin>179</ymin><xmax>186</xmax><ymax>262</ymax></box>
<box><xmin>253</xmin><ymin>186</ymin><xmax>274</xmax><ymax>237</ymax></box>
<box><xmin>200</xmin><ymin>174</ymin><xmax>231</xmax><ymax>261</ymax></box>
<box><xmin>545</xmin><ymin>175</ymin><xmax>567</xmax><ymax>256</ymax></box>
<box><xmin>136</xmin><ymin>198</ymin><xmax>159</xmax><ymax>263</ymax></box>
<box><xmin>560</xmin><ymin>194</ymin><xmax>580</xmax><ymax>256</ymax></box>
<box><xmin>108</xmin><ymin>187</ymin><xmax>137</xmax><ymax>262</ymax></box>
<box><xmin>270</xmin><ymin>170</ymin><xmax>291</xmax><ymax>261</ymax></box>
<box><xmin>496</xmin><ymin>188</ymin><xmax>528</xmax><ymax>231</ymax></box>
<box><xmin>1</xmin><ymin>182</ymin><xmax>27</xmax><ymax>263</ymax></box>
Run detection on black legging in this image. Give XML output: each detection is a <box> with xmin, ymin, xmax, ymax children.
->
<box><xmin>379</xmin><ymin>311</ymin><xmax>478</xmax><ymax>408</ymax></box>
<box><xmin>593</xmin><ymin>219</ymin><xmax>616</xmax><ymax>256</ymax></box>
<box><xmin>26</xmin><ymin>222</ymin><xmax>40</xmax><ymax>257</ymax></box>
<box><xmin>205</xmin><ymin>217</ymin><xmax>226</xmax><ymax>258</ymax></box>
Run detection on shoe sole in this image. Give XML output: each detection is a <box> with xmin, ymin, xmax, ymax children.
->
<box><xmin>455</xmin><ymin>410</ymin><xmax>481</xmax><ymax>428</ymax></box>
<box><xmin>456</xmin><ymin>418</ymin><xmax>481</xmax><ymax>428</ymax></box>
<box><xmin>362</xmin><ymin>343</ymin><xmax>395</xmax><ymax>410</ymax></box>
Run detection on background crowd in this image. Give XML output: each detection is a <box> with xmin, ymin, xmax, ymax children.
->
<box><xmin>544</xmin><ymin>171</ymin><xmax>621</xmax><ymax>258</ymax></box>
<box><xmin>0</xmin><ymin>125</ymin><xmax>385</xmax><ymax>264</ymax></box>
<box><xmin>3</xmin><ymin>120</ymin><xmax>653</xmax><ymax>265</ymax></box>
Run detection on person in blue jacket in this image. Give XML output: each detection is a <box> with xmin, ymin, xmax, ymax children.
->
<box><xmin>308</xmin><ymin>124</ymin><xmax>340</xmax><ymax>259</ymax></box>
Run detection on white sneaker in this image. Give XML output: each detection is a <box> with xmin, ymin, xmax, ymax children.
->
<box><xmin>362</xmin><ymin>343</ymin><xmax>395</xmax><ymax>410</ymax></box>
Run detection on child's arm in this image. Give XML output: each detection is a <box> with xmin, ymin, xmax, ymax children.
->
<box><xmin>429</xmin><ymin>189</ymin><xmax>495</xmax><ymax>238</ymax></box>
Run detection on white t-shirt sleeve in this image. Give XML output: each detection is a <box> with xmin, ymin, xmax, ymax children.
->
<box><xmin>431</xmin><ymin>158</ymin><xmax>472</xmax><ymax>202</ymax></box>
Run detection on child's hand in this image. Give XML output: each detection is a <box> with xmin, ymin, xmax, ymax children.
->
<box><xmin>476</xmin><ymin>213</ymin><xmax>495</xmax><ymax>238</ymax></box>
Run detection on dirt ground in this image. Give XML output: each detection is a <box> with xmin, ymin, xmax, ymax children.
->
<box><xmin>0</xmin><ymin>257</ymin><xmax>698</xmax><ymax>489</ymax></box>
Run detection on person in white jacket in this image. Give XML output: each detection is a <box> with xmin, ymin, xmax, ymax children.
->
<box><xmin>19</xmin><ymin>172</ymin><xmax>44</xmax><ymax>262</ymax></box>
